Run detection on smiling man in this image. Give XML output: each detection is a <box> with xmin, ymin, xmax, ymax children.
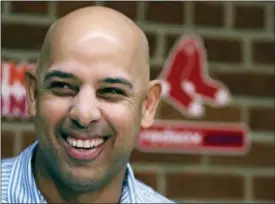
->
<box><xmin>1</xmin><ymin>6</ymin><xmax>174</xmax><ymax>204</ymax></box>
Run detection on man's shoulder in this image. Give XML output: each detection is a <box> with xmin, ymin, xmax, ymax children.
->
<box><xmin>1</xmin><ymin>156</ymin><xmax>18</xmax><ymax>184</ymax></box>
<box><xmin>1</xmin><ymin>156</ymin><xmax>17</xmax><ymax>174</ymax></box>
<box><xmin>1</xmin><ymin>142</ymin><xmax>37</xmax><ymax>173</ymax></box>
<box><xmin>1</xmin><ymin>156</ymin><xmax>18</xmax><ymax>203</ymax></box>
<box><xmin>134</xmin><ymin>179</ymin><xmax>175</xmax><ymax>203</ymax></box>
<box><xmin>1</xmin><ymin>143</ymin><xmax>35</xmax><ymax>180</ymax></box>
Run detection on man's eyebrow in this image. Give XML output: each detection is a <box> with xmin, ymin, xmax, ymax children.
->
<box><xmin>43</xmin><ymin>70</ymin><xmax>75</xmax><ymax>82</ymax></box>
<box><xmin>102</xmin><ymin>77</ymin><xmax>133</xmax><ymax>89</ymax></box>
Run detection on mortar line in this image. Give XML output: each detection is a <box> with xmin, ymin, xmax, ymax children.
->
<box><xmin>13</xmin><ymin>131</ymin><xmax>22</xmax><ymax>157</ymax></box>
<box><xmin>184</xmin><ymin>1</ymin><xmax>193</xmax><ymax>27</ymax></box>
<box><xmin>48</xmin><ymin>1</ymin><xmax>56</xmax><ymax>21</ymax></box>
<box><xmin>225</xmin><ymin>1</ymin><xmax>234</xmax><ymax>29</ymax></box>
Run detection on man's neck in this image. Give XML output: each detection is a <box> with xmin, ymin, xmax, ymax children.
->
<box><xmin>32</xmin><ymin>148</ymin><xmax>126</xmax><ymax>203</ymax></box>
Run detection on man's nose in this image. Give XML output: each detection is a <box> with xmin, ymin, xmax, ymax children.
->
<box><xmin>69</xmin><ymin>88</ymin><xmax>101</xmax><ymax>128</ymax></box>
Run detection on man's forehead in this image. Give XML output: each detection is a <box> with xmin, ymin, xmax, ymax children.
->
<box><xmin>46</xmin><ymin>60</ymin><xmax>133</xmax><ymax>76</ymax></box>
<box><xmin>46</xmin><ymin>44</ymin><xmax>139</xmax><ymax>79</ymax></box>
<box><xmin>48</xmin><ymin>37</ymin><xmax>142</xmax><ymax>77</ymax></box>
<box><xmin>54</xmin><ymin>33</ymin><xmax>136</xmax><ymax>62</ymax></box>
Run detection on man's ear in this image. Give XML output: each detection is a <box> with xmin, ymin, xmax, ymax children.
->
<box><xmin>141</xmin><ymin>80</ymin><xmax>162</xmax><ymax>128</ymax></box>
<box><xmin>24</xmin><ymin>67</ymin><xmax>37</xmax><ymax>117</ymax></box>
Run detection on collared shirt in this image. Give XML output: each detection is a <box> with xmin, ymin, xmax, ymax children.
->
<box><xmin>1</xmin><ymin>141</ymin><xmax>174</xmax><ymax>203</ymax></box>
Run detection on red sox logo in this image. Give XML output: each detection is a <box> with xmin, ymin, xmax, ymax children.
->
<box><xmin>137</xmin><ymin>34</ymin><xmax>250</xmax><ymax>155</ymax></box>
<box><xmin>159</xmin><ymin>34</ymin><xmax>231</xmax><ymax>118</ymax></box>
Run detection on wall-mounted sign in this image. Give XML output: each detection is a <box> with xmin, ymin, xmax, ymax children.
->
<box><xmin>1</xmin><ymin>62</ymin><xmax>32</xmax><ymax>119</ymax></box>
<box><xmin>138</xmin><ymin>120</ymin><xmax>249</xmax><ymax>155</ymax></box>
<box><xmin>160</xmin><ymin>35</ymin><xmax>231</xmax><ymax>118</ymax></box>
<box><xmin>137</xmin><ymin>35</ymin><xmax>250</xmax><ymax>155</ymax></box>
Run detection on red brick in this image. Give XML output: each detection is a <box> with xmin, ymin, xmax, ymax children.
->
<box><xmin>234</xmin><ymin>4</ymin><xmax>265</xmax><ymax>30</ymax></box>
<box><xmin>145</xmin><ymin>2</ymin><xmax>185</xmax><ymax>24</ymax></box>
<box><xmin>146</xmin><ymin>32</ymin><xmax>157</xmax><ymax>58</ymax></box>
<box><xmin>156</xmin><ymin>100</ymin><xmax>242</xmax><ymax>123</ymax></box>
<box><xmin>165</xmin><ymin>35</ymin><xmax>242</xmax><ymax>63</ymax></box>
<box><xmin>165</xmin><ymin>35</ymin><xmax>180</xmax><ymax>57</ymax></box>
<box><xmin>2</xmin><ymin>23</ymin><xmax>48</xmax><ymax>50</ymax></box>
<box><xmin>209</xmin><ymin>142</ymin><xmax>275</xmax><ymax>167</ymax></box>
<box><xmin>22</xmin><ymin>131</ymin><xmax>36</xmax><ymax>151</ymax></box>
<box><xmin>166</xmin><ymin>172</ymin><xmax>244</xmax><ymax>199</ymax></box>
<box><xmin>194</xmin><ymin>2</ymin><xmax>225</xmax><ymax>27</ymax></box>
<box><xmin>56</xmin><ymin>1</ymin><xmax>96</xmax><ymax>17</ymax></box>
<box><xmin>1</xmin><ymin>131</ymin><xmax>15</xmax><ymax>158</ymax></box>
<box><xmin>103</xmin><ymin>1</ymin><xmax>137</xmax><ymax>20</ymax></box>
<box><xmin>134</xmin><ymin>171</ymin><xmax>158</xmax><ymax>191</ymax></box>
<box><xmin>11</xmin><ymin>1</ymin><xmax>48</xmax><ymax>15</ymax></box>
<box><xmin>249</xmin><ymin>107</ymin><xmax>274</xmax><ymax>132</ymax></box>
<box><xmin>204</xmin><ymin>37</ymin><xmax>242</xmax><ymax>63</ymax></box>
<box><xmin>253</xmin><ymin>176</ymin><xmax>275</xmax><ymax>201</ymax></box>
<box><xmin>130</xmin><ymin>149</ymin><xmax>202</xmax><ymax>165</ymax></box>
<box><xmin>210</xmin><ymin>72</ymin><xmax>274</xmax><ymax>98</ymax></box>
<box><xmin>252</xmin><ymin>41</ymin><xmax>275</xmax><ymax>65</ymax></box>
<box><xmin>150</xmin><ymin>65</ymin><xmax>162</xmax><ymax>80</ymax></box>
<box><xmin>28</xmin><ymin>58</ymin><xmax>40</xmax><ymax>64</ymax></box>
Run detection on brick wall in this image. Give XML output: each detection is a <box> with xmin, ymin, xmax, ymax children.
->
<box><xmin>1</xmin><ymin>1</ymin><xmax>274</xmax><ymax>203</ymax></box>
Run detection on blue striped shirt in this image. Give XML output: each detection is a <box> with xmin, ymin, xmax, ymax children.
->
<box><xmin>1</xmin><ymin>141</ymin><xmax>174</xmax><ymax>203</ymax></box>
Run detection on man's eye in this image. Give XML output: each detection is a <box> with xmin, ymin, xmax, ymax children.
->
<box><xmin>98</xmin><ymin>88</ymin><xmax>126</xmax><ymax>96</ymax></box>
<box><xmin>49</xmin><ymin>82</ymin><xmax>71</xmax><ymax>89</ymax></box>
<box><xmin>48</xmin><ymin>82</ymin><xmax>78</xmax><ymax>95</ymax></box>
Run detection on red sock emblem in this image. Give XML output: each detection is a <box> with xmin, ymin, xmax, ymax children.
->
<box><xmin>159</xmin><ymin>35</ymin><xmax>231</xmax><ymax>118</ymax></box>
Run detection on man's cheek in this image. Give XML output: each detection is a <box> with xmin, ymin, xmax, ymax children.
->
<box><xmin>105</xmin><ymin>103</ymin><xmax>137</xmax><ymax>123</ymax></box>
<box><xmin>39</xmin><ymin>98</ymin><xmax>70</xmax><ymax>123</ymax></box>
<box><xmin>107</xmin><ymin>105</ymin><xmax>139</xmax><ymax>149</ymax></box>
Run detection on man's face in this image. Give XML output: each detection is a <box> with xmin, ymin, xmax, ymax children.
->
<box><xmin>32</xmin><ymin>34</ymin><xmax>148</xmax><ymax>190</ymax></box>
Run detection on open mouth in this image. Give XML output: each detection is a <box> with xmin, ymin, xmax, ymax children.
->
<box><xmin>61</xmin><ymin>131</ymin><xmax>109</xmax><ymax>149</ymax></box>
<box><xmin>60</xmin><ymin>130</ymin><xmax>110</xmax><ymax>160</ymax></box>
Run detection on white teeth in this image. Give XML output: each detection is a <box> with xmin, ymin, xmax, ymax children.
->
<box><xmin>90</xmin><ymin>140</ymin><xmax>95</xmax><ymax>148</ymax></box>
<box><xmin>98</xmin><ymin>139</ymin><xmax>104</xmax><ymax>146</ymax></box>
<box><xmin>68</xmin><ymin>138</ymin><xmax>73</xmax><ymax>144</ymax></box>
<box><xmin>73</xmin><ymin>139</ymin><xmax>77</xmax><ymax>147</ymax></box>
<box><xmin>66</xmin><ymin>137</ymin><xmax>105</xmax><ymax>149</ymax></box>
<box><xmin>77</xmin><ymin>140</ymin><xmax>84</xmax><ymax>148</ymax></box>
<box><xmin>84</xmin><ymin>140</ymin><xmax>90</xmax><ymax>148</ymax></box>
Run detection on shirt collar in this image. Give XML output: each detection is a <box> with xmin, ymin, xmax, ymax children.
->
<box><xmin>8</xmin><ymin>141</ymin><xmax>139</xmax><ymax>203</ymax></box>
<box><xmin>8</xmin><ymin>141</ymin><xmax>45</xmax><ymax>203</ymax></box>
<box><xmin>121</xmin><ymin>163</ymin><xmax>139</xmax><ymax>203</ymax></box>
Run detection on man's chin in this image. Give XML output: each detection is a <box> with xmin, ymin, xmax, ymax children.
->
<box><xmin>57</xmin><ymin>170</ymin><xmax>109</xmax><ymax>192</ymax></box>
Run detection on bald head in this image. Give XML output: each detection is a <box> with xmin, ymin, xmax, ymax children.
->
<box><xmin>38</xmin><ymin>6</ymin><xmax>150</xmax><ymax>83</ymax></box>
